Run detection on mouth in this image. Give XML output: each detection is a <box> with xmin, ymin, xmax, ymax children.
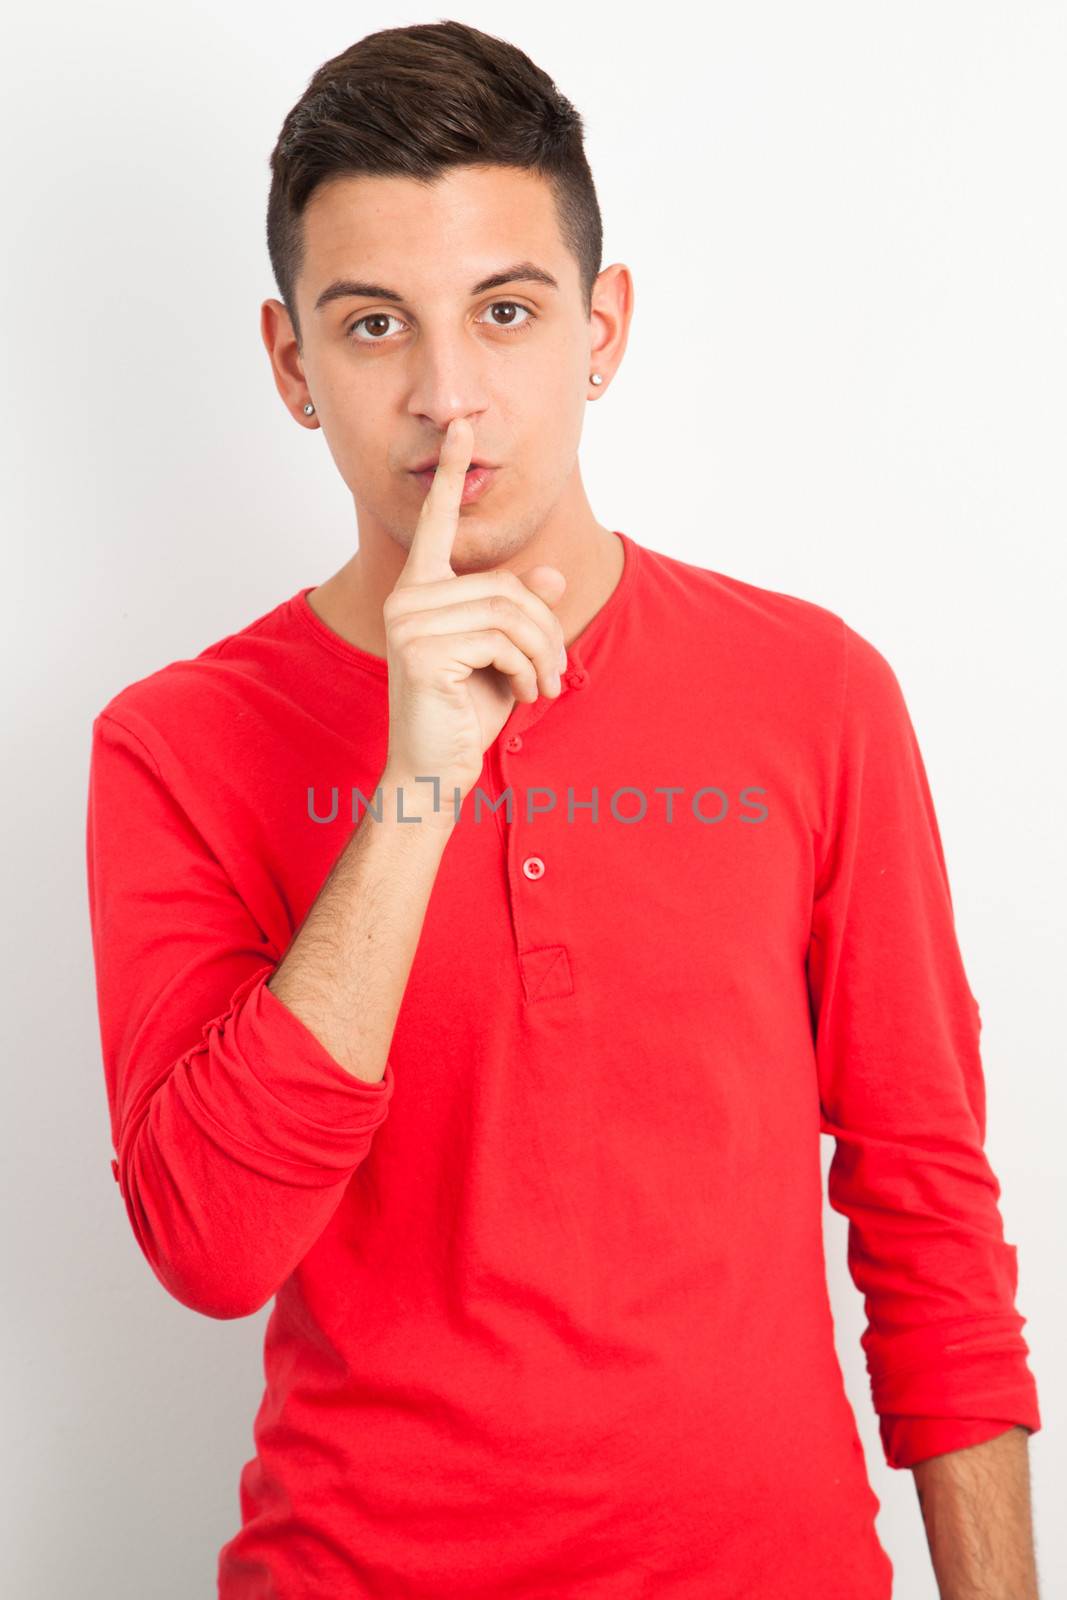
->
<box><xmin>409</xmin><ymin>460</ymin><xmax>499</xmax><ymax>505</ymax></box>
<box><xmin>408</xmin><ymin>457</ymin><xmax>496</xmax><ymax>474</ymax></box>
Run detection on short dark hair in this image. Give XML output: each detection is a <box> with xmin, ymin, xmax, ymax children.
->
<box><xmin>266</xmin><ymin>19</ymin><xmax>603</xmax><ymax>352</ymax></box>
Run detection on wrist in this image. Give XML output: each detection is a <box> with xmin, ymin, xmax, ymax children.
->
<box><xmin>376</xmin><ymin>768</ymin><xmax>466</xmax><ymax>834</ymax></box>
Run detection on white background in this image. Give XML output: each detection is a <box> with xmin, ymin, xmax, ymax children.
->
<box><xmin>3</xmin><ymin>2</ymin><xmax>1064</xmax><ymax>1595</ymax></box>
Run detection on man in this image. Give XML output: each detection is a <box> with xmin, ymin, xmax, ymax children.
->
<box><xmin>85</xmin><ymin>19</ymin><xmax>1042</xmax><ymax>1598</ymax></box>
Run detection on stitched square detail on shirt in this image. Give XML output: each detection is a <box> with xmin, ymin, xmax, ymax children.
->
<box><xmin>518</xmin><ymin>944</ymin><xmax>573</xmax><ymax>1004</ymax></box>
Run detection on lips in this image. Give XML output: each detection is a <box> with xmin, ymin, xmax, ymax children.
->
<box><xmin>410</xmin><ymin>462</ymin><xmax>498</xmax><ymax>505</ymax></box>
<box><xmin>409</xmin><ymin>457</ymin><xmax>495</xmax><ymax>473</ymax></box>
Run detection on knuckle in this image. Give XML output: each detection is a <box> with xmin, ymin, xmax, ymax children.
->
<box><xmin>387</xmin><ymin>612</ymin><xmax>415</xmax><ymax>647</ymax></box>
<box><xmin>399</xmin><ymin>632</ymin><xmax>431</xmax><ymax>674</ymax></box>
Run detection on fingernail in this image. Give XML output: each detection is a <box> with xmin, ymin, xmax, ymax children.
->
<box><xmin>559</xmin><ymin>645</ymin><xmax>567</xmax><ymax>670</ymax></box>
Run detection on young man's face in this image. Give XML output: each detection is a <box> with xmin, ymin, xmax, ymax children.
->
<box><xmin>262</xmin><ymin>163</ymin><xmax>627</xmax><ymax>571</ymax></box>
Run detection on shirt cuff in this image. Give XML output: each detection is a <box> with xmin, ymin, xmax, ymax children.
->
<box><xmin>881</xmin><ymin>1415</ymin><xmax>1036</xmax><ymax>1468</ymax></box>
<box><xmin>184</xmin><ymin>961</ymin><xmax>395</xmax><ymax>1181</ymax></box>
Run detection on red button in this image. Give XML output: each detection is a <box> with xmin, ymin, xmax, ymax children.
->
<box><xmin>565</xmin><ymin>668</ymin><xmax>587</xmax><ymax>689</ymax></box>
<box><xmin>522</xmin><ymin>856</ymin><xmax>545</xmax><ymax>880</ymax></box>
<box><xmin>504</xmin><ymin>734</ymin><xmax>523</xmax><ymax>752</ymax></box>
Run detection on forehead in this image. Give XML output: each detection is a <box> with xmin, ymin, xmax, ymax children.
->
<box><xmin>299</xmin><ymin>165</ymin><xmax>569</xmax><ymax>294</ymax></box>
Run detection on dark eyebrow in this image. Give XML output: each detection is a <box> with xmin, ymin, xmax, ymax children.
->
<box><xmin>313</xmin><ymin>260</ymin><xmax>560</xmax><ymax>313</ymax></box>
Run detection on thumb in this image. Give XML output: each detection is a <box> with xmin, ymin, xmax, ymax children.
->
<box><xmin>518</xmin><ymin>564</ymin><xmax>567</xmax><ymax>609</ymax></box>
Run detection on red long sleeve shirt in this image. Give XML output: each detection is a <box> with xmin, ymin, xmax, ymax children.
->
<box><xmin>86</xmin><ymin>530</ymin><xmax>1041</xmax><ymax>1598</ymax></box>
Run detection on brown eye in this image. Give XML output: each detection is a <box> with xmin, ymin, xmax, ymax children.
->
<box><xmin>479</xmin><ymin>302</ymin><xmax>535</xmax><ymax>333</ymax></box>
<box><xmin>348</xmin><ymin>312</ymin><xmax>405</xmax><ymax>342</ymax></box>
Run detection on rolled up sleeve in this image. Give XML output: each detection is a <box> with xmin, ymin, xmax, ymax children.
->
<box><xmin>806</xmin><ymin>622</ymin><xmax>1041</xmax><ymax>1470</ymax></box>
<box><xmin>86</xmin><ymin>711</ymin><xmax>395</xmax><ymax>1321</ymax></box>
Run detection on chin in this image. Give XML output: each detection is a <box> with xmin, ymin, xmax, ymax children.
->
<box><xmin>448</xmin><ymin>530</ymin><xmax>510</xmax><ymax>575</ymax></box>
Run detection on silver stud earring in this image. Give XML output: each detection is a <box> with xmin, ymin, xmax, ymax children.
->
<box><xmin>303</xmin><ymin>402</ymin><xmax>315</xmax><ymax>415</ymax></box>
<box><xmin>590</xmin><ymin>373</ymin><xmax>604</xmax><ymax>386</ymax></box>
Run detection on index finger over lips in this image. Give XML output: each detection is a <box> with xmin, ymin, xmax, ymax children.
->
<box><xmin>397</xmin><ymin>416</ymin><xmax>475</xmax><ymax>588</ymax></box>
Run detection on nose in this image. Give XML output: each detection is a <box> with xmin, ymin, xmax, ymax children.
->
<box><xmin>404</xmin><ymin>333</ymin><xmax>490</xmax><ymax>436</ymax></box>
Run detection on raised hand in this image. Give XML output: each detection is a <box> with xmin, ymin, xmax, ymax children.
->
<box><xmin>381</xmin><ymin>416</ymin><xmax>567</xmax><ymax>822</ymax></box>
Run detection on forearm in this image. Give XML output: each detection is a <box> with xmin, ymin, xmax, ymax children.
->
<box><xmin>268</xmin><ymin>767</ymin><xmax>454</xmax><ymax>1082</ymax></box>
<box><xmin>911</xmin><ymin>1425</ymin><xmax>1039</xmax><ymax>1599</ymax></box>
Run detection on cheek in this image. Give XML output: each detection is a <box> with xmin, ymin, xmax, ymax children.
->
<box><xmin>549</xmin><ymin>378</ymin><xmax>590</xmax><ymax>452</ymax></box>
<box><xmin>527</xmin><ymin>360</ymin><xmax>584</xmax><ymax>423</ymax></box>
<box><xmin>316</xmin><ymin>409</ymin><xmax>391</xmax><ymax>497</ymax></box>
<box><xmin>513</xmin><ymin>377</ymin><xmax>584</xmax><ymax>461</ymax></box>
<box><xmin>330</xmin><ymin>404</ymin><xmax>388</xmax><ymax>469</ymax></box>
